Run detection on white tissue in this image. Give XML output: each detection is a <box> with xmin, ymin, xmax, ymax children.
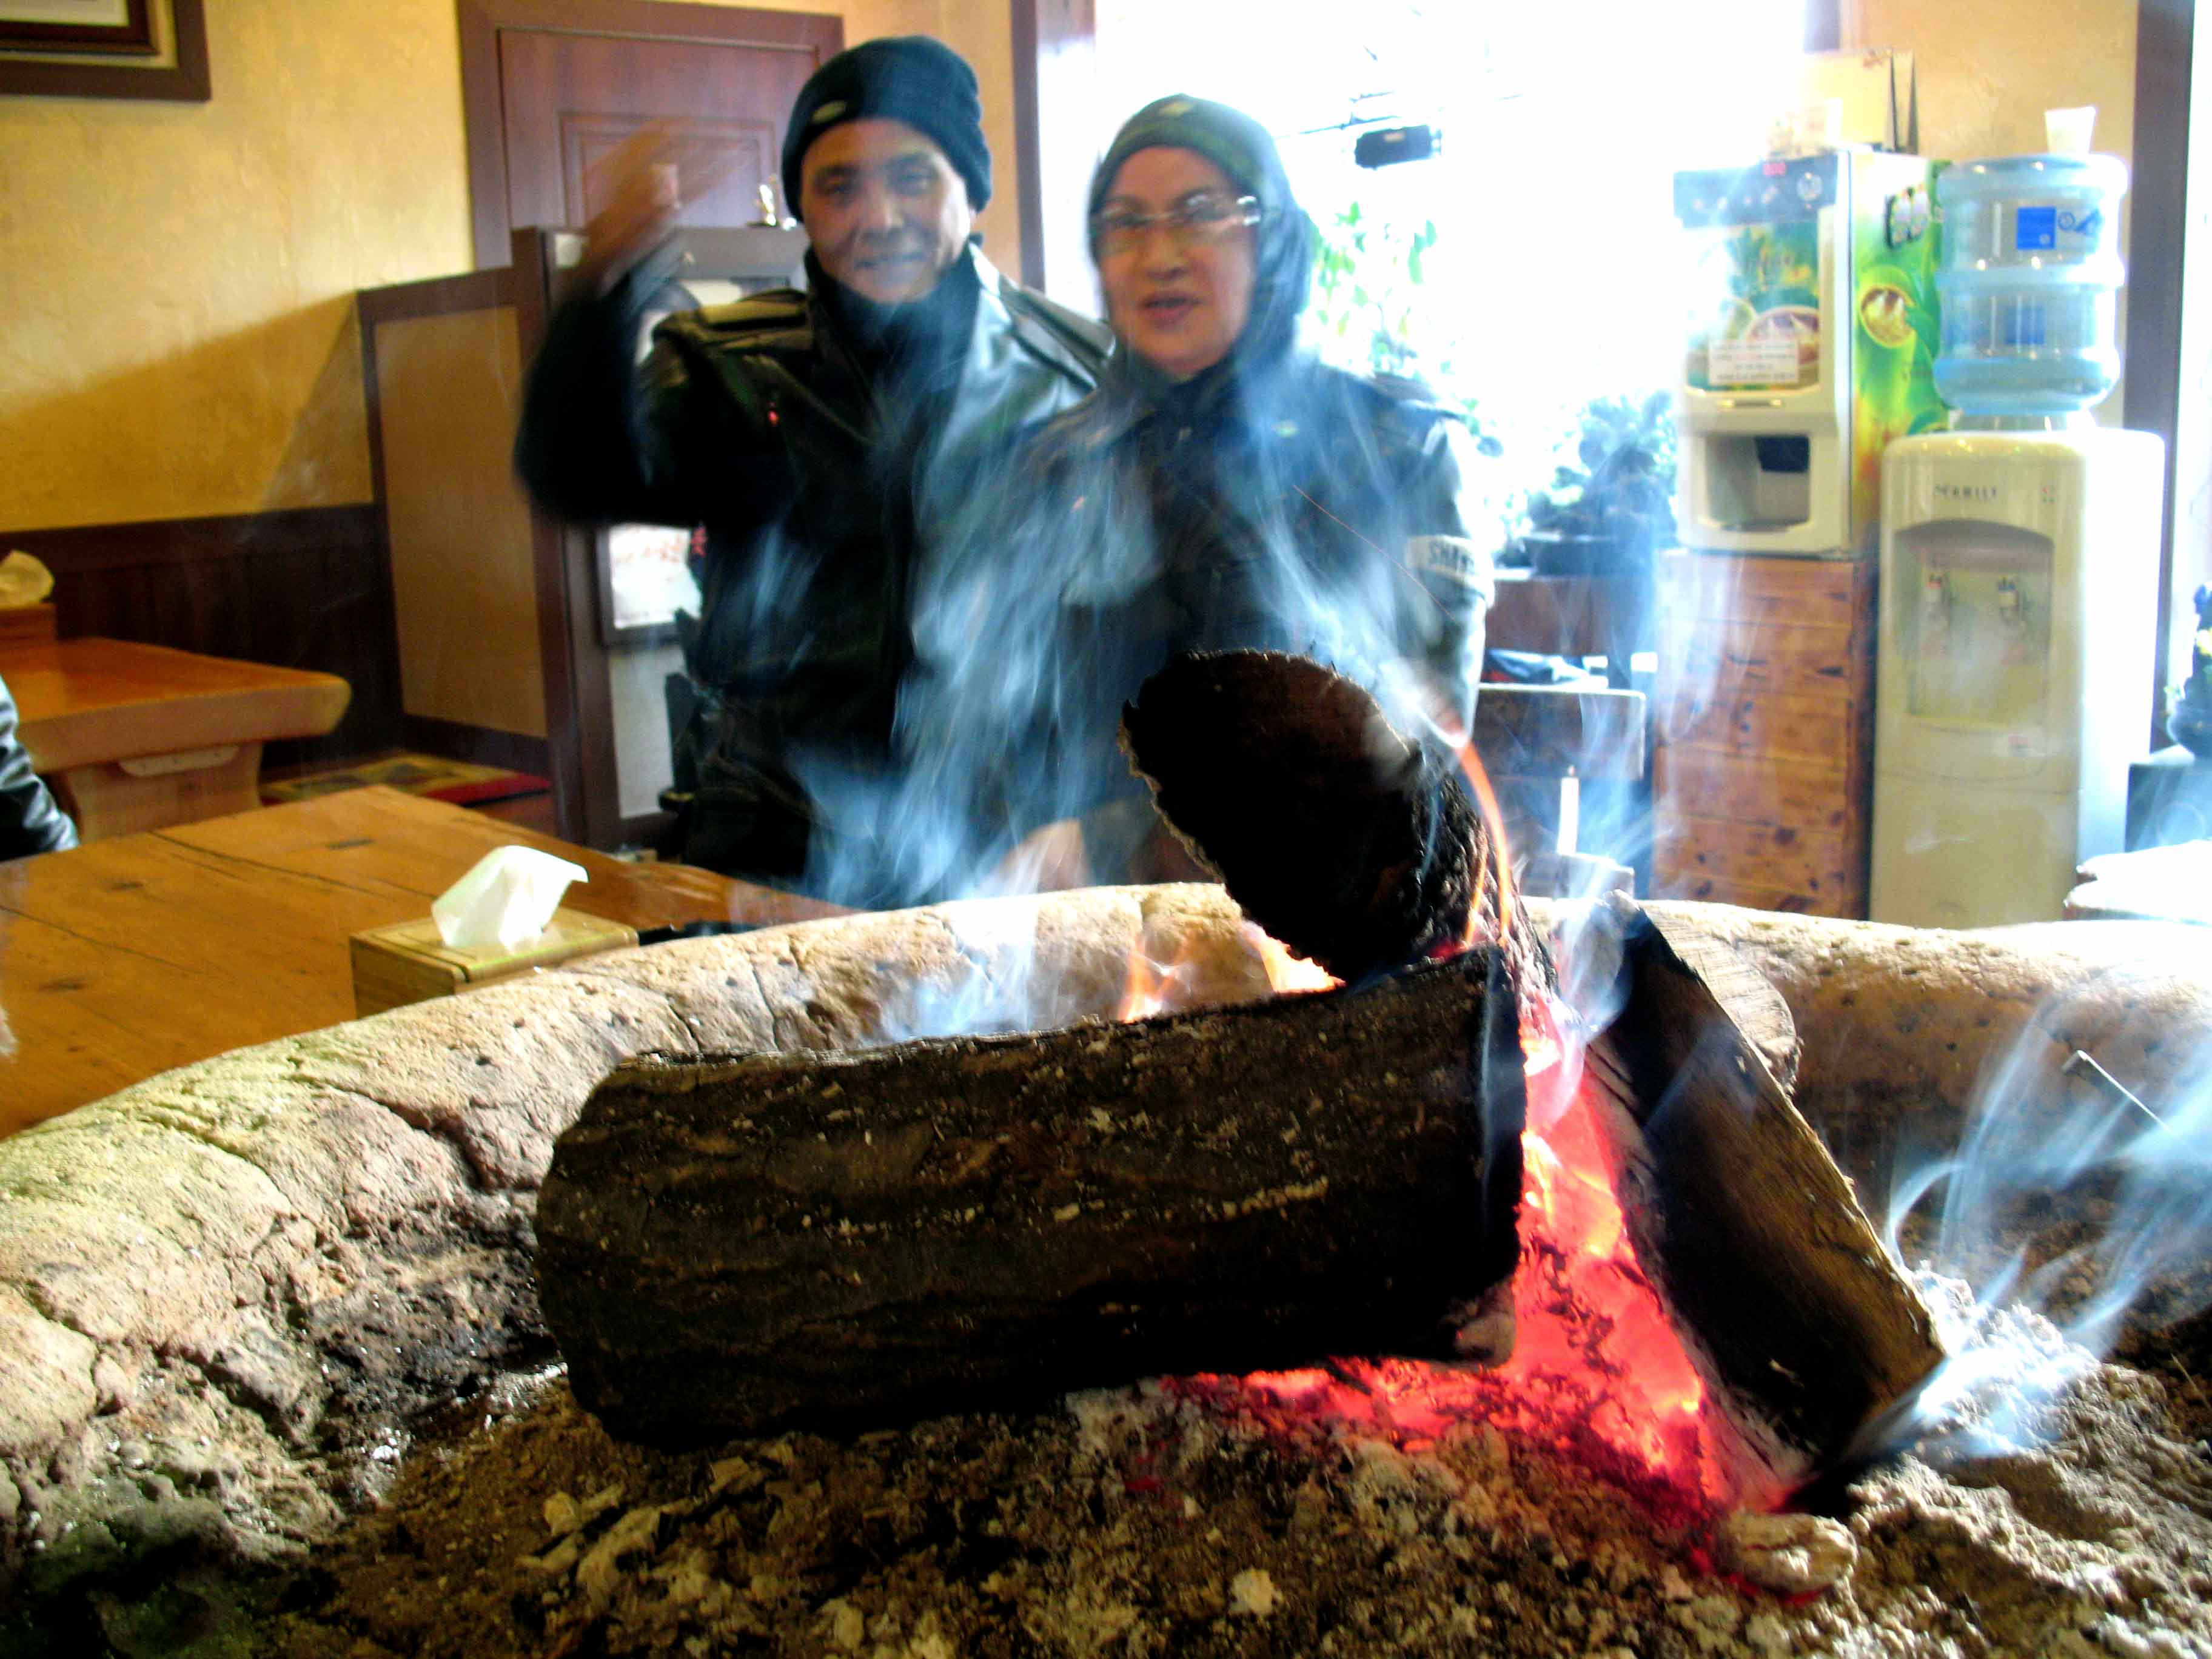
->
<box><xmin>2046</xmin><ymin>106</ymin><xmax>2097</xmax><ymax>154</ymax></box>
<box><xmin>432</xmin><ymin>846</ymin><xmax>589</xmax><ymax>950</ymax></box>
<box><xmin>0</xmin><ymin>551</ymin><xmax>55</xmax><ymax>609</ymax></box>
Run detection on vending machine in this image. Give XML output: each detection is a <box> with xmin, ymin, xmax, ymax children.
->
<box><xmin>1674</xmin><ymin>150</ymin><xmax>1945</xmax><ymax>559</ymax></box>
<box><xmin>1657</xmin><ymin>152</ymin><xmax>1943</xmax><ymax>917</ymax></box>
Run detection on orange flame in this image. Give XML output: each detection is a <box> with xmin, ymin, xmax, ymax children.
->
<box><xmin>1118</xmin><ymin>925</ymin><xmax>1339</xmax><ymax>1021</ymax></box>
<box><xmin>1114</xmin><ymin>940</ymin><xmax>1181</xmax><ymax>1021</ymax></box>
<box><xmin>1240</xmin><ymin>923</ymin><xmax>1339</xmax><ymax>995</ymax></box>
<box><xmin>1170</xmin><ymin>993</ymin><xmax>1757</xmax><ymax>1530</ymax></box>
<box><xmin>1504</xmin><ymin>1003</ymin><xmax>1723</xmax><ymax>1506</ymax></box>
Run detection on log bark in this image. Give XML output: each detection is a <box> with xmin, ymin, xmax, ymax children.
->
<box><xmin>1580</xmin><ymin>897</ymin><xmax>1945</xmax><ymax>1490</ymax></box>
<box><xmin>538</xmin><ymin>949</ymin><xmax>1525</xmax><ymax>1447</ymax></box>
<box><xmin>1120</xmin><ymin>652</ymin><xmax>1490</xmax><ymax>982</ymax></box>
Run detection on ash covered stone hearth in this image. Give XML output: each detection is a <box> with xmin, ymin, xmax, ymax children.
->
<box><xmin>2</xmin><ymin>886</ymin><xmax>2210</xmax><ymax>1657</ymax></box>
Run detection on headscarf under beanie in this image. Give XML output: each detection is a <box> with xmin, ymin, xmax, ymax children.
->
<box><xmin>1086</xmin><ymin>95</ymin><xmax>1314</xmax><ymax>386</ymax></box>
<box><xmin>782</xmin><ymin>36</ymin><xmax>992</xmax><ymax>216</ymax></box>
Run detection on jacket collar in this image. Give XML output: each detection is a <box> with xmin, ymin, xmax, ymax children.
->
<box><xmin>1070</xmin><ymin>335</ymin><xmax>1311</xmax><ymax>457</ymax></box>
<box><xmin>968</xmin><ymin>249</ymin><xmax>1101</xmax><ymax>389</ymax></box>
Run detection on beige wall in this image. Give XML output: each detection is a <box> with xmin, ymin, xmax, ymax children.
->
<box><xmin>0</xmin><ymin>0</ymin><xmax>1017</xmax><ymax>534</ymax></box>
<box><xmin>1848</xmin><ymin>0</ymin><xmax>2140</xmax><ymax>432</ymax></box>
<box><xmin>1848</xmin><ymin>0</ymin><xmax>2137</xmax><ymax>171</ymax></box>
<box><xmin>5</xmin><ymin>0</ymin><xmax>2140</xmax><ymax>537</ymax></box>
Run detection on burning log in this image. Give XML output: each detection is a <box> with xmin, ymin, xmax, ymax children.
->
<box><xmin>537</xmin><ymin>948</ymin><xmax>1526</xmax><ymax>1448</ymax></box>
<box><xmin>1117</xmin><ymin>651</ymin><xmax>1938</xmax><ymax>1486</ymax></box>
<box><xmin>540</xmin><ymin>649</ymin><xmax>1936</xmax><ymax>1487</ymax></box>
<box><xmin>1119</xmin><ymin>651</ymin><xmax>1497</xmax><ymax>983</ymax></box>
<box><xmin>1579</xmin><ymin>897</ymin><xmax>1946</xmax><ymax>1489</ymax></box>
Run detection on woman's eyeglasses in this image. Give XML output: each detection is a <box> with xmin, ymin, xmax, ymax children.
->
<box><xmin>1091</xmin><ymin>193</ymin><xmax>1262</xmax><ymax>256</ymax></box>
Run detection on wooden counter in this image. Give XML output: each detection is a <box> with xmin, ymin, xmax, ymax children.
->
<box><xmin>0</xmin><ymin>786</ymin><xmax>839</xmax><ymax>1138</ymax></box>
<box><xmin>1</xmin><ymin>636</ymin><xmax>352</xmax><ymax>839</ymax></box>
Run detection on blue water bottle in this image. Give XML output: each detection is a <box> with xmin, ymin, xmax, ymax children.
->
<box><xmin>1933</xmin><ymin>154</ymin><xmax>2128</xmax><ymax>416</ymax></box>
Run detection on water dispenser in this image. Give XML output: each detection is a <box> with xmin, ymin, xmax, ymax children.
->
<box><xmin>1932</xmin><ymin>153</ymin><xmax>2127</xmax><ymax>417</ymax></box>
<box><xmin>1871</xmin><ymin>138</ymin><xmax>2165</xmax><ymax>927</ymax></box>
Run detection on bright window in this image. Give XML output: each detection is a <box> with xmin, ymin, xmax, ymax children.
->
<box><xmin>1094</xmin><ymin>0</ymin><xmax>1808</xmax><ymax>536</ymax></box>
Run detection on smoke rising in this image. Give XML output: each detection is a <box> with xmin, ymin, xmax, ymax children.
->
<box><xmin>787</xmin><ymin>358</ymin><xmax>1498</xmax><ymax>916</ymax></box>
<box><xmin>1877</xmin><ymin>1021</ymin><xmax>2212</xmax><ymax>1457</ymax></box>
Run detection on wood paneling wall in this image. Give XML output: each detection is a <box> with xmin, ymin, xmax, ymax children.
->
<box><xmin>0</xmin><ymin>505</ymin><xmax>404</xmax><ymax>770</ymax></box>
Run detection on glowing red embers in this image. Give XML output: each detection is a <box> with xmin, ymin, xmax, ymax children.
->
<box><xmin>1177</xmin><ymin>997</ymin><xmax>1746</xmax><ymax>1532</ymax></box>
<box><xmin>1498</xmin><ymin>1014</ymin><xmax>1726</xmax><ymax>1519</ymax></box>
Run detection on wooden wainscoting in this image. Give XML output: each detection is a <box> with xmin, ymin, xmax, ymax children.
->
<box><xmin>0</xmin><ymin>504</ymin><xmax>404</xmax><ymax>771</ymax></box>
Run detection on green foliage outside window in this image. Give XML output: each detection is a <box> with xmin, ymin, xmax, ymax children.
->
<box><xmin>1310</xmin><ymin>204</ymin><xmax>1500</xmax><ymax>457</ymax></box>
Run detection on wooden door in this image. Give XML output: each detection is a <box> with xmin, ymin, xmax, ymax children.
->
<box><xmin>458</xmin><ymin>0</ymin><xmax>842</xmax><ymax>270</ymax></box>
<box><xmin>446</xmin><ymin>2</ymin><xmax>840</xmax><ymax>850</ymax></box>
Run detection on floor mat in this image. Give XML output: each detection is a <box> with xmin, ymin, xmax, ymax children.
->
<box><xmin>261</xmin><ymin>752</ymin><xmax>551</xmax><ymax>808</ymax></box>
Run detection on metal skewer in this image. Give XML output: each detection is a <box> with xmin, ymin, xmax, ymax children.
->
<box><xmin>2060</xmin><ymin>1049</ymin><xmax>2165</xmax><ymax>1127</ymax></box>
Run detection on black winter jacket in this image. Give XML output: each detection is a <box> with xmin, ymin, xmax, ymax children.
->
<box><xmin>514</xmin><ymin>246</ymin><xmax>1109</xmax><ymax>895</ymax></box>
<box><xmin>0</xmin><ymin>672</ymin><xmax>76</xmax><ymax>860</ymax></box>
<box><xmin>902</xmin><ymin>349</ymin><xmax>1496</xmax><ymax>886</ymax></box>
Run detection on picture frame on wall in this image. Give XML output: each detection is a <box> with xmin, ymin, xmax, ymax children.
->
<box><xmin>0</xmin><ymin>1</ymin><xmax>156</xmax><ymax>55</ymax></box>
<box><xmin>0</xmin><ymin>0</ymin><xmax>207</xmax><ymax>99</ymax></box>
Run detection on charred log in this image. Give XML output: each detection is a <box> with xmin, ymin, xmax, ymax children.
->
<box><xmin>538</xmin><ymin>950</ymin><xmax>1524</xmax><ymax>1447</ymax></box>
<box><xmin>1580</xmin><ymin>897</ymin><xmax>1945</xmax><ymax>1487</ymax></box>
<box><xmin>1120</xmin><ymin>652</ymin><xmax>1492</xmax><ymax>984</ymax></box>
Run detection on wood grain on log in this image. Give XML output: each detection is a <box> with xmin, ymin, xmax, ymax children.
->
<box><xmin>1581</xmin><ymin>897</ymin><xmax>1945</xmax><ymax>1487</ymax></box>
<box><xmin>538</xmin><ymin>950</ymin><xmax>1523</xmax><ymax>1447</ymax></box>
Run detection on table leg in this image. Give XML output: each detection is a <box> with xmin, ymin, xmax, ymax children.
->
<box><xmin>50</xmin><ymin>742</ymin><xmax>266</xmax><ymax>840</ymax></box>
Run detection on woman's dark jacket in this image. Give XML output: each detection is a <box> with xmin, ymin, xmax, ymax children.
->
<box><xmin>513</xmin><ymin>245</ymin><xmax>1110</xmax><ymax>891</ymax></box>
<box><xmin>906</xmin><ymin>347</ymin><xmax>1496</xmax><ymax>885</ymax></box>
<box><xmin>903</xmin><ymin>95</ymin><xmax>1496</xmax><ymax>883</ymax></box>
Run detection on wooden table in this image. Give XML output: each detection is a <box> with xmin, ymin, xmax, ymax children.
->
<box><xmin>0</xmin><ymin>787</ymin><xmax>839</xmax><ymax>1138</ymax></box>
<box><xmin>0</xmin><ymin>636</ymin><xmax>352</xmax><ymax>840</ymax></box>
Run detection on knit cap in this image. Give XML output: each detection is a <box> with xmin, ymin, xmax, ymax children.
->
<box><xmin>782</xmin><ymin>36</ymin><xmax>991</xmax><ymax>216</ymax></box>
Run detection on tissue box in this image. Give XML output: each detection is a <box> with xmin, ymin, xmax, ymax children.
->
<box><xmin>350</xmin><ymin>907</ymin><xmax>639</xmax><ymax>1017</ymax></box>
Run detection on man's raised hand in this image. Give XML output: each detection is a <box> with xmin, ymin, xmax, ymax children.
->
<box><xmin>576</xmin><ymin>122</ymin><xmax>745</xmax><ymax>293</ymax></box>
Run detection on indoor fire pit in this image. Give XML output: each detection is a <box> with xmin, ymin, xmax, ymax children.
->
<box><xmin>1</xmin><ymin>883</ymin><xmax>2210</xmax><ymax>1656</ymax></box>
<box><xmin>4</xmin><ymin>657</ymin><xmax>2211</xmax><ymax>1655</ymax></box>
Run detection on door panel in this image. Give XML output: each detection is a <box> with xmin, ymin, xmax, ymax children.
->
<box><xmin>459</xmin><ymin>1</ymin><xmax>842</xmax><ymax>269</ymax></box>
<box><xmin>500</xmin><ymin>30</ymin><xmax>821</xmax><ymax>235</ymax></box>
<box><xmin>554</xmin><ymin>110</ymin><xmax>779</xmax><ymax>232</ymax></box>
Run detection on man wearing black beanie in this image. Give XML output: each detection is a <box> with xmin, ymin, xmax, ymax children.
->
<box><xmin>515</xmin><ymin>37</ymin><xmax>1109</xmax><ymax>901</ymax></box>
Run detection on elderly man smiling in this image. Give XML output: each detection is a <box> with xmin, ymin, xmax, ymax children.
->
<box><xmin>515</xmin><ymin>36</ymin><xmax>1109</xmax><ymax>895</ymax></box>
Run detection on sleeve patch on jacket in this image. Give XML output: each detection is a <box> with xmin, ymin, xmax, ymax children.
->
<box><xmin>1407</xmin><ymin>535</ymin><xmax>1492</xmax><ymax>593</ymax></box>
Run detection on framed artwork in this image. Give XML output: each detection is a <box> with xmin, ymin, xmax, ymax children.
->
<box><xmin>0</xmin><ymin>0</ymin><xmax>154</xmax><ymax>52</ymax></box>
<box><xmin>0</xmin><ymin>0</ymin><xmax>208</xmax><ymax>99</ymax></box>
